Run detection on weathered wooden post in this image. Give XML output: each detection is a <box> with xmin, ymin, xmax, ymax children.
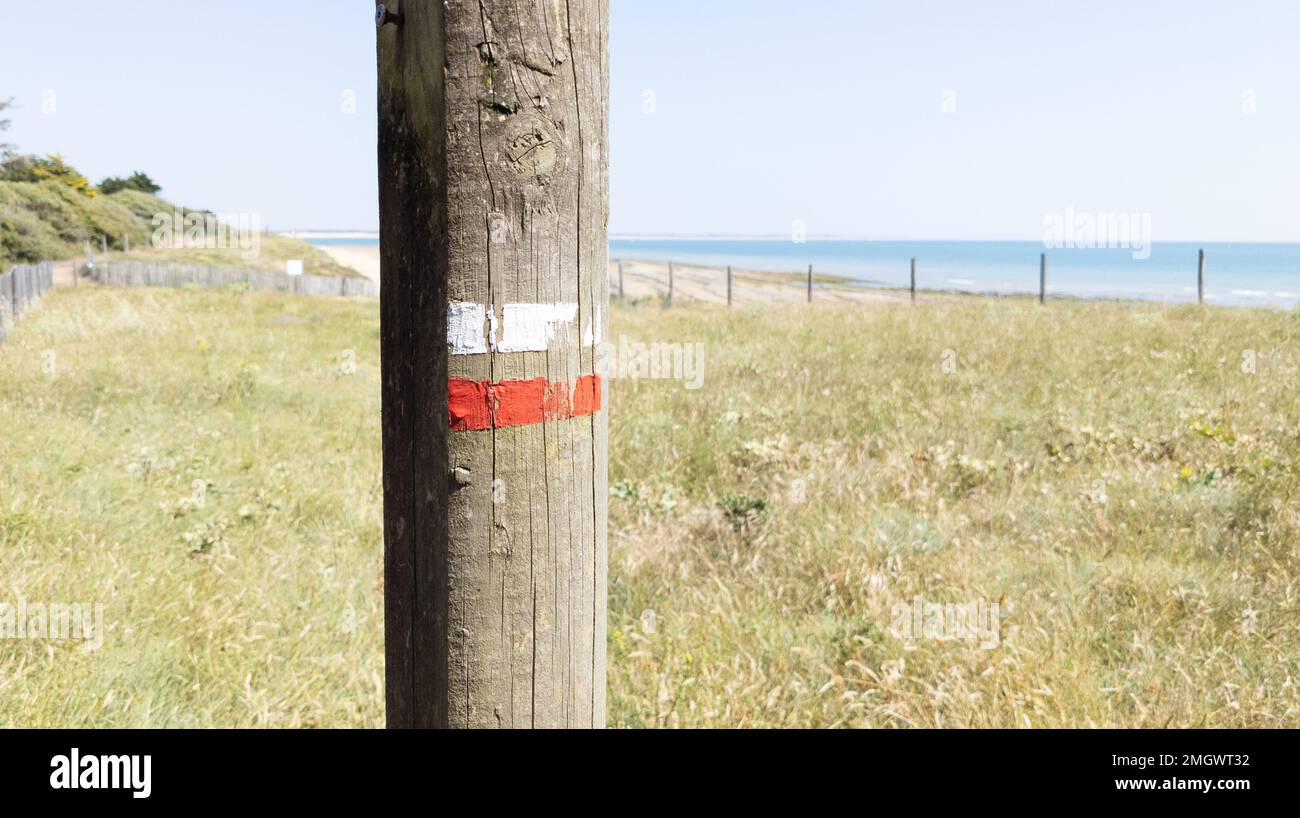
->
<box><xmin>1039</xmin><ymin>252</ymin><xmax>1047</xmax><ymax>304</ymax></box>
<box><xmin>667</xmin><ymin>261</ymin><xmax>674</xmax><ymax>307</ymax></box>
<box><xmin>0</xmin><ymin>270</ymin><xmax>9</xmax><ymax>341</ymax></box>
<box><xmin>617</xmin><ymin>259</ymin><xmax>624</xmax><ymax>301</ymax></box>
<box><xmin>101</xmin><ymin>234</ymin><xmax>108</xmax><ymax>256</ymax></box>
<box><xmin>910</xmin><ymin>257</ymin><xmax>916</xmax><ymax>302</ymax></box>
<box><xmin>807</xmin><ymin>264</ymin><xmax>813</xmax><ymax>303</ymax></box>
<box><xmin>726</xmin><ymin>264</ymin><xmax>732</xmax><ymax>307</ymax></box>
<box><xmin>1198</xmin><ymin>248</ymin><xmax>1205</xmax><ymax>305</ymax></box>
<box><xmin>378</xmin><ymin>0</ymin><xmax>609</xmax><ymax>729</ymax></box>
<box><xmin>6</xmin><ymin>266</ymin><xmax>15</xmax><ymax>324</ymax></box>
<box><xmin>124</xmin><ymin>233</ymin><xmax>130</xmax><ymax>253</ymax></box>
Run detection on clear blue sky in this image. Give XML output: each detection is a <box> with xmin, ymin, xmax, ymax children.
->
<box><xmin>2</xmin><ymin>1</ymin><xmax>1297</xmax><ymax>240</ymax></box>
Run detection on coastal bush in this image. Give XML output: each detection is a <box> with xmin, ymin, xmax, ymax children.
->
<box><xmin>0</xmin><ymin>179</ymin><xmax>154</xmax><ymax>265</ymax></box>
<box><xmin>108</xmin><ymin>188</ymin><xmax>173</xmax><ymax>222</ymax></box>
<box><xmin>99</xmin><ymin>171</ymin><xmax>161</xmax><ymax>196</ymax></box>
<box><xmin>1</xmin><ymin>153</ymin><xmax>100</xmax><ymax>197</ymax></box>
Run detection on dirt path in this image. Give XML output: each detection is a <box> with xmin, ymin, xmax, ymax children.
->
<box><xmin>51</xmin><ymin>259</ymin><xmax>79</xmax><ymax>286</ymax></box>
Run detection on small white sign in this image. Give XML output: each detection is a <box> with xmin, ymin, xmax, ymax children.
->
<box><xmin>286</xmin><ymin>259</ymin><xmax>304</xmax><ymax>276</ymax></box>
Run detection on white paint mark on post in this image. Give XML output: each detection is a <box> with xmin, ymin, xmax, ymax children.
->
<box><xmin>448</xmin><ymin>302</ymin><xmax>490</xmax><ymax>354</ymax></box>
<box><xmin>448</xmin><ymin>302</ymin><xmax>585</xmax><ymax>354</ymax></box>
<box><xmin>497</xmin><ymin>303</ymin><xmax>579</xmax><ymax>352</ymax></box>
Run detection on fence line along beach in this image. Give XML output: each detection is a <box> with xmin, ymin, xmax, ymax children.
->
<box><xmin>300</xmin><ymin>234</ymin><xmax>1300</xmax><ymax>309</ymax></box>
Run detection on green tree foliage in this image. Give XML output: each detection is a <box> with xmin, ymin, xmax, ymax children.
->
<box><xmin>1</xmin><ymin>153</ymin><xmax>99</xmax><ymax>196</ymax></box>
<box><xmin>100</xmin><ymin>171</ymin><xmax>162</xmax><ymax>196</ymax></box>
<box><xmin>0</xmin><ymin>97</ymin><xmax>12</xmax><ymax>154</ymax></box>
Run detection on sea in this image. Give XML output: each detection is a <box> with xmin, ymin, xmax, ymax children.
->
<box><xmin>302</xmin><ymin>237</ymin><xmax>1300</xmax><ymax>309</ymax></box>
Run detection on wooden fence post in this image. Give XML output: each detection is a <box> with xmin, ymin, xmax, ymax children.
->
<box><xmin>0</xmin><ymin>271</ymin><xmax>9</xmax><ymax>342</ymax></box>
<box><xmin>910</xmin><ymin>257</ymin><xmax>917</xmax><ymax>302</ymax></box>
<box><xmin>617</xmin><ymin>259</ymin><xmax>624</xmax><ymax>301</ymax></box>
<box><xmin>1198</xmin><ymin>248</ymin><xmax>1205</xmax><ymax>305</ymax></box>
<box><xmin>667</xmin><ymin>261</ymin><xmax>674</xmax><ymax>308</ymax></box>
<box><xmin>1039</xmin><ymin>253</ymin><xmax>1047</xmax><ymax>304</ymax></box>
<box><xmin>378</xmin><ymin>0</ymin><xmax>610</xmax><ymax>729</ymax></box>
<box><xmin>807</xmin><ymin>263</ymin><xmax>813</xmax><ymax>303</ymax></box>
<box><xmin>124</xmin><ymin>233</ymin><xmax>130</xmax><ymax>253</ymax></box>
<box><xmin>726</xmin><ymin>264</ymin><xmax>732</xmax><ymax>307</ymax></box>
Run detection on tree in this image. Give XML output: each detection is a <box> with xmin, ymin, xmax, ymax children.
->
<box><xmin>0</xmin><ymin>97</ymin><xmax>13</xmax><ymax>155</ymax></box>
<box><xmin>100</xmin><ymin>171</ymin><xmax>162</xmax><ymax>196</ymax></box>
<box><xmin>378</xmin><ymin>0</ymin><xmax>610</xmax><ymax>728</ymax></box>
<box><xmin>16</xmin><ymin>154</ymin><xmax>99</xmax><ymax>196</ymax></box>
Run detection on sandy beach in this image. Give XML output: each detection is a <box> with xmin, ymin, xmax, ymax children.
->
<box><xmin>318</xmin><ymin>244</ymin><xmax>381</xmax><ymax>282</ymax></box>
<box><xmin>317</xmin><ymin>244</ymin><xmax>915</xmax><ymax>304</ymax></box>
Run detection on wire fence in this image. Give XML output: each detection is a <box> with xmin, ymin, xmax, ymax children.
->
<box><xmin>613</xmin><ymin>248</ymin><xmax>1218</xmax><ymax>307</ymax></box>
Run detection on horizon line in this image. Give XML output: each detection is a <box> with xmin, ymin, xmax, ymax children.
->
<box><xmin>279</xmin><ymin>230</ymin><xmax>1300</xmax><ymax>245</ymax></box>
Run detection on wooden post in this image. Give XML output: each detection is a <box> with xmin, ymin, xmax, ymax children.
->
<box><xmin>378</xmin><ymin>0</ymin><xmax>609</xmax><ymax>729</ymax></box>
<box><xmin>667</xmin><ymin>261</ymin><xmax>673</xmax><ymax>308</ymax></box>
<box><xmin>617</xmin><ymin>259</ymin><xmax>624</xmax><ymax>301</ymax></box>
<box><xmin>124</xmin><ymin>233</ymin><xmax>130</xmax><ymax>253</ymax></box>
<box><xmin>1039</xmin><ymin>252</ymin><xmax>1047</xmax><ymax>304</ymax></box>
<box><xmin>910</xmin><ymin>257</ymin><xmax>916</xmax><ymax>302</ymax></box>
<box><xmin>726</xmin><ymin>264</ymin><xmax>732</xmax><ymax>307</ymax></box>
<box><xmin>1198</xmin><ymin>248</ymin><xmax>1205</xmax><ymax>304</ymax></box>
<box><xmin>101</xmin><ymin>235</ymin><xmax>108</xmax><ymax>256</ymax></box>
<box><xmin>807</xmin><ymin>264</ymin><xmax>813</xmax><ymax>303</ymax></box>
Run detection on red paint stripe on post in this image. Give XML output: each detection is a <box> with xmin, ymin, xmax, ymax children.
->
<box><xmin>448</xmin><ymin>375</ymin><xmax>602</xmax><ymax>432</ymax></box>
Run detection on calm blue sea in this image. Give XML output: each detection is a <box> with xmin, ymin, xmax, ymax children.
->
<box><xmin>304</xmin><ymin>237</ymin><xmax>1300</xmax><ymax>308</ymax></box>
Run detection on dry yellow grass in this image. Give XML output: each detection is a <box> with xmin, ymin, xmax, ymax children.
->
<box><xmin>1</xmin><ymin>284</ymin><xmax>1298</xmax><ymax>726</ymax></box>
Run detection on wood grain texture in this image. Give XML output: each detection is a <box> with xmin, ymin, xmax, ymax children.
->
<box><xmin>379</xmin><ymin>0</ymin><xmax>609</xmax><ymax>729</ymax></box>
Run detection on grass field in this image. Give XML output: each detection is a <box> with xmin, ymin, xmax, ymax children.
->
<box><xmin>1</xmin><ymin>284</ymin><xmax>1298</xmax><ymax>727</ymax></box>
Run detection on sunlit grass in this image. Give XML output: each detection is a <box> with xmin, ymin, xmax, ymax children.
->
<box><xmin>0</xmin><ymin>285</ymin><xmax>383</xmax><ymax>726</ymax></box>
<box><xmin>607</xmin><ymin>296</ymin><xmax>1300</xmax><ymax>727</ymax></box>
<box><xmin>2</xmin><ymin>285</ymin><xmax>1298</xmax><ymax>726</ymax></box>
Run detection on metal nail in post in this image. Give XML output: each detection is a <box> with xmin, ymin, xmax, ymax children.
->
<box><xmin>376</xmin><ymin>3</ymin><xmax>402</xmax><ymax>28</ymax></box>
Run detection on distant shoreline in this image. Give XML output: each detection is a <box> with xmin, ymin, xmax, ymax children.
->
<box><xmin>280</xmin><ymin>230</ymin><xmax>378</xmax><ymax>240</ymax></box>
